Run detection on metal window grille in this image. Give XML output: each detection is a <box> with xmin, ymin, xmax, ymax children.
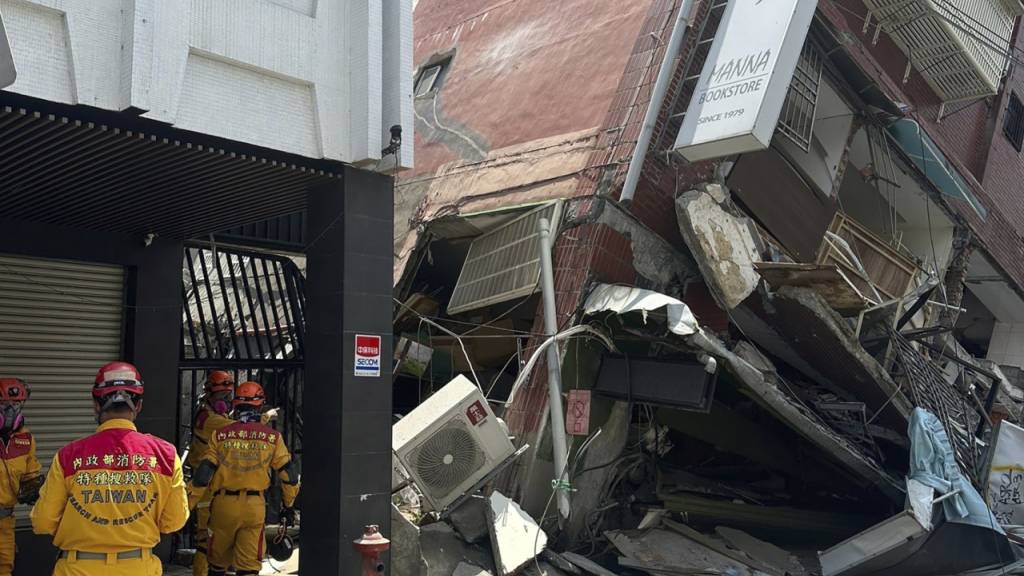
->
<box><xmin>891</xmin><ymin>332</ymin><xmax>980</xmax><ymax>481</ymax></box>
<box><xmin>777</xmin><ymin>40</ymin><xmax>824</xmax><ymax>152</ymax></box>
<box><xmin>1004</xmin><ymin>92</ymin><xmax>1024</xmax><ymax>152</ymax></box>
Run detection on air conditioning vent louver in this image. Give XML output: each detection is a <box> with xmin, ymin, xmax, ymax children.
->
<box><xmin>409</xmin><ymin>420</ymin><xmax>486</xmax><ymax>497</ymax></box>
<box><xmin>447</xmin><ymin>202</ymin><xmax>562</xmax><ymax>315</ymax></box>
<box><xmin>393</xmin><ymin>376</ymin><xmax>517</xmax><ymax>512</ymax></box>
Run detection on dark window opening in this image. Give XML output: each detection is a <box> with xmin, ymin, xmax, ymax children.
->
<box><xmin>1003</xmin><ymin>92</ymin><xmax>1024</xmax><ymax>151</ymax></box>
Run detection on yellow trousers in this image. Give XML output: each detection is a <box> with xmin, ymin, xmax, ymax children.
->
<box><xmin>208</xmin><ymin>493</ymin><xmax>265</xmax><ymax>575</ymax></box>
<box><xmin>193</xmin><ymin>501</ymin><xmax>211</xmax><ymax>576</ymax></box>
<box><xmin>0</xmin><ymin>517</ymin><xmax>14</xmax><ymax>576</ymax></box>
<box><xmin>52</xmin><ymin>553</ymin><xmax>162</xmax><ymax>576</ymax></box>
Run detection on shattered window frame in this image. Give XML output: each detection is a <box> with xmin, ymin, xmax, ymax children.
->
<box><xmin>414</xmin><ymin>59</ymin><xmax>449</xmax><ymax>98</ymax></box>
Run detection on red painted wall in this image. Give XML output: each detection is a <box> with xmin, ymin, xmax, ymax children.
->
<box><xmin>410</xmin><ymin>0</ymin><xmax>653</xmax><ymax>179</ymax></box>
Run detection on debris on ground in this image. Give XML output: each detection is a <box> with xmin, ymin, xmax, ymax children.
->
<box><xmin>419</xmin><ymin>522</ymin><xmax>496</xmax><ymax>576</ymax></box>
<box><xmin>452</xmin><ymin>562</ymin><xmax>494</xmax><ymax>576</ymax></box>
<box><xmin>487</xmin><ymin>491</ymin><xmax>548</xmax><ymax>576</ymax></box>
<box><xmin>450</xmin><ymin>495</ymin><xmax>491</xmax><ymax>544</ymax></box>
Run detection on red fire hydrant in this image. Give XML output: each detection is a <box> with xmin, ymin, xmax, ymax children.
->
<box><xmin>353</xmin><ymin>524</ymin><xmax>390</xmax><ymax>575</ymax></box>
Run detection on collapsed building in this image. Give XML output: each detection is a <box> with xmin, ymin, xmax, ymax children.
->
<box><xmin>393</xmin><ymin>0</ymin><xmax>1024</xmax><ymax>573</ymax></box>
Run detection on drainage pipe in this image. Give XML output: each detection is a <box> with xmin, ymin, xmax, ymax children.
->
<box><xmin>619</xmin><ymin>0</ymin><xmax>696</xmax><ymax>205</ymax></box>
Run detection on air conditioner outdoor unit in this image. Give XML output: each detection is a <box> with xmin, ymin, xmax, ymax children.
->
<box><xmin>393</xmin><ymin>375</ymin><xmax>516</xmax><ymax>512</ymax></box>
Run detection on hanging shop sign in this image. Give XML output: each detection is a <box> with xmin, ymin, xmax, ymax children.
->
<box><xmin>673</xmin><ymin>0</ymin><xmax>818</xmax><ymax>161</ymax></box>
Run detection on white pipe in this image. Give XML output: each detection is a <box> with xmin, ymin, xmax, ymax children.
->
<box><xmin>619</xmin><ymin>0</ymin><xmax>696</xmax><ymax>205</ymax></box>
<box><xmin>538</xmin><ymin>217</ymin><xmax>572</xmax><ymax>522</ymax></box>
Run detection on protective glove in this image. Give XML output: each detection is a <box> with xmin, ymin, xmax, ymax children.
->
<box><xmin>279</xmin><ymin>506</ymin><xmax>296</xmax><ymax>527</ymax></box>
<box><xmin>261</xmin><ymin>408</ymin><xmax>280</xmax><ymax>425</ymax></box>
<box><xmin>17</xmin><ymin>475</ymin><xmax>43</xmax><ymax>505</ymax></box>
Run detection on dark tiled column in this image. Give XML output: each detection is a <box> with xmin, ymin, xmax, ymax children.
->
<box><xmin>303</xmin><ymin>167</ymin><xmax>393</xmax><ymax>574</ymax></box>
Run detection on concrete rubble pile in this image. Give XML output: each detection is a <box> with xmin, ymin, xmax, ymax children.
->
<box><xmin>392</xmin><ymin>183</ymin><xmax>1024</xmax><ymax>575</ymax></box>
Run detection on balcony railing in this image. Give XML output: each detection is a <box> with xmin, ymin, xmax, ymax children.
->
<box><xmin>863</xmin><ymin>0</ymin><xmax>1023</xmax><ymax>103</ymax></box>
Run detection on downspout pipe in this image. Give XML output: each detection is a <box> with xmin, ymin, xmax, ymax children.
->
<box><xmin>619</xmin><ymin>0</ymin><xmax>695</xmax><ymax>205</ymax></box>
<box><xmin>538</xmin><ymin>217</ymin><xmax>572</xmax><ymax>523</ymax></box>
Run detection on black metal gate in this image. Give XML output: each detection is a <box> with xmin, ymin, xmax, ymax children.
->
<box><xmin>179</xmin><ymin>242</ymin><xmax>305</xmax><ymax>465</ymax></box>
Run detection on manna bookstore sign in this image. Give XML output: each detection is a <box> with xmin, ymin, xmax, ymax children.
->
<box><xmin>673</xmin><ymin>0</ymin><xmax>818</xmax><ymax>161</ymax></box>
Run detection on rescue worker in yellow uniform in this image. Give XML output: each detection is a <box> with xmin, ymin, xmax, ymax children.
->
<box><xmin>186</xmin><ymin>370</ymin><xmax>236</xmax><ymax>576</ymax></box>
<box><xmin>0</xmin><ymin>378</ymin><xmax>42</xmax><ymax>576</ymax></box>
<box><xmin>31</xmin><ymin>362</ymin><xmax>189</xmax><ymax>576</ymax></box>
<box><xmin>188</xmin><ymin>382</ymin><xmax>299</xmax><ymax>576</ymax></box>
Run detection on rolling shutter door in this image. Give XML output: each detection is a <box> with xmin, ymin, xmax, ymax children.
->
<box><xmin>0</xmin><ymin>254</ymin><xmax>124</xmax><ymax>524</ymax></box>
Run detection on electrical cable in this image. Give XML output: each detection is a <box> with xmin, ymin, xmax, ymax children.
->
<box><xmin>532</xmin><ymin>427</ymin><xmax>604</xmax><ymax>575</ymax></box>
<box><xmin>828</xmin><ymin>0</ymin><xmax>1024</xmax><ymax>71</ymax></box>
<box><xmin>395</xmin><ymin>297</ymin><xmax>483</xmax><ymax>389</ymax></box>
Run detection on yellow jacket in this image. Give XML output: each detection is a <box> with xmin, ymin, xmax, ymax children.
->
<box><xmin>188</xmin><ymin>420</ymin><xmax>299</xmax><ymax>508</ymax></box>
<box><xmin>0</xmin><ymin>426</ymin><xmax>41</xmax><ymax>508</ymax></box>
<box><xmin>185</xmin><ymin>406</ymin><xmax>233</xmax><ymax>470</ymax></box>
<box><xmin>30</xmin><ymin>419</ymin><xmax>189</xmax><ymax>552</ymax></box>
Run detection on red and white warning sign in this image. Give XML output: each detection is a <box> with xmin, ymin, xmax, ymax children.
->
<box><xmin>566</xmin><ymin>389</ymin><xmax>591</xmax><ymax>436</ymax></box>
<box><xmin>354</xmin><ymin>334</ymin><xmax>382</xmax><ymax>377</ymax></box>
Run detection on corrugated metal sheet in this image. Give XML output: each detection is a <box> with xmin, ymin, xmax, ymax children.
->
<box><xmin>0</xmin><ymin>101</ymin><xmax>342</xmax><ymax>240</ymax></box>
<box><xmin>0</xmin><ymin>254</ymin><xmax>124</xmax><ymax>525</ymax></box>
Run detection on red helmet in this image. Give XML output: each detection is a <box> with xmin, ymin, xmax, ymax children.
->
<box><xmin>233</xmin><ymin>381</ymin><xmax>265</xmax><ymax>409</ymax></box>
<box><xmin>93</xmin><ymin>362</ymin><xmax>144</xmax><ymax>400</ymax></box>
<box><xmin>205</xmin><ymin>370</ymin><xmax>235</xmax><ymax>394</ymax></box>
<box><xmin>0</xmin><ymin>378</ymin><xmax>28</xmax><ymax>402</ymax></box>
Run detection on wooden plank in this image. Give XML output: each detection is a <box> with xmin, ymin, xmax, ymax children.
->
<box><xmin>817</xmin><ymin>212</ymin><xmax>917</xmax><ymax>301</ymax></box>
<box><xmin>754</xmin><ymin>262</ymin><xmax>870</xmax><ymax>314</ymax></box>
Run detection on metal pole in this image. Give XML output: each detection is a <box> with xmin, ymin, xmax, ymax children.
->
<box><xmin>619</xmin><ymin>0</ymin><xmax>696</xmax><ymax>205</ymax></box>
<box><xmin>538</xmin><ymin>217</ymin><xmax>571</xmax><ymax>521</ymax></box>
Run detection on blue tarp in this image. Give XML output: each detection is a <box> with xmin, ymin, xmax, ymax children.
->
<box><xmin>908</xmin><ymin>407</ymin><xmax>1003</xmax><ymax>533</ymax></box>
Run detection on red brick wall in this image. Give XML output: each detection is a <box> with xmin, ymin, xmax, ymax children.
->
<box><xmin>500</xmin><ymin>0</ymin><xmax>685</xmax><ymax>491</ymax></box>
<box><xmin>498</xmin><ymin>0</ymin><xmax>744</xmax><ymax>496</ymax></box>
<box><xmin>820</xmin><ymin>1</ymin><xmax>1024</xmax><ymax>294</ymax></box>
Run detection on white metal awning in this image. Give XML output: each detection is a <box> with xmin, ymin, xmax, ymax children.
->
<box><xmin>863</xmin><ymin>0</ymin><xmax>1023</xmax><ymax>102</ymax></box>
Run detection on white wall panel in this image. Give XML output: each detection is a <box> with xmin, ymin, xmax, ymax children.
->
<box><xmin>0</xmin><ymin>0</ymin><xmax>413</xmax><ymax>166</ymax></box>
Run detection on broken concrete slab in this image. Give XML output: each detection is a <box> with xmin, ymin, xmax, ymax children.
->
<box><xmin>392</xmin><ymin>504</ymin><xmax>428</xmax><ymax>576</ymax></box>
<box><xmin>716</xmin><ymin>526</ymin><xmax>806</xmax><ymax>576</ymax></box>
<box><xmin>452</xmin><ymin>562</ymin><xmax>494</xmax><ymax>576</ymax></box>
<box><xmin>420</xmin><ymin>522</ymin><xmax>495</xmax><ymax>576</ymax></box>
<box><xmin>449</xmin><ymin>496</ymin><xmax>490</xmax><ymax>544</ymax></box>
<box><xmin>560</xmin><ymin>552</ymin><xmax>621</xmax><ymax>576</ymax></box>
<box><xmin>663</xmin><ymin>520</ymin><xmax>780</xmax><ymax>576</ymax></box>
<box><xmin>753</xmin><ymin>262</ymin><xmax>870</xmax><ymax>315</ymax></box>
<box><xmin>607</xmin><ymin>528</ymin><xmax>762</xmax><ymax>576</ymax></box>
<box><xmin>522</xmin><ymin>561</ymin><xmax>570</xmax><ymax>576</ymax></box>
<box><xmin>487</xmin><ymin>491</ymin><xmax>548</xmax><ymax>576</ymax></box>
<box><xmin>737</xmin><ymin>286</ymin><xmax>912</xmax><ymax>428</ymax></box>
<box><xmin>566</xmin><ymin>401</ymin><xmax>630</xmax><ymax>542</ymax></box>
<box><xmin>541</xmin><ymin>551</ymin><xmax>582</xmax><ymax>575</ymax></box>
<box><xmin>585</xmin><ymin>198</ymin><xmax>699</xmax><ymax>293</ymax></box>
<box><xmin>703</xmin><ymin>182</ymin><xmax>728</xmax><ymax>204</ymax></box>
<box><xmin>675</xmin><ymin>189</ymin><xmax>761</xmax><ymax>309</ymax></box>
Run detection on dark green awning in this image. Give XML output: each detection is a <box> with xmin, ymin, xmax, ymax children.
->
<box><xmin>887</xmin><ymin>119</ymin><xmax>986</xmax><ymax>219</ymax></box>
